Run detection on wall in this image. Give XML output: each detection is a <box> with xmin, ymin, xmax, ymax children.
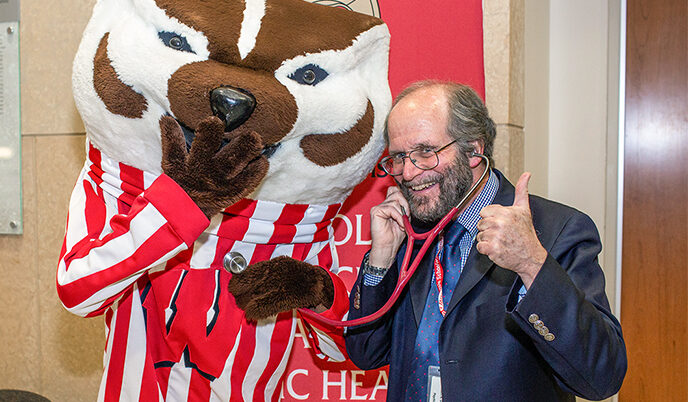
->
<box><xmin>524</xmin><ymin>0</ymin><xmax>621</xmax><ymax>313</ymax></box>
<box><xmin>0</xmin><ymin>0</ymin><xmax>101</xmax><ymax>401</ymax></box>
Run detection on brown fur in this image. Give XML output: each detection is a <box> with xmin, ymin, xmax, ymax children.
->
<box><xmin>301</xmin><ymin>101</ymin><xmax>375</xmax><ymax>166</ymax></box>
<box><xmin>227</xmin><ymin>255</ymin><xmax>334</xmax><ymax>321</ymax></box>
<box><xmin>155</xmin><ymin>0</ymin><xmax>383</xmax><ymax>72</ymax></box>
<box><xmin>160</xmin><ymin>115</ymin><xmax>269</xmax><ymax>218</ymax></box>
<box><xmin>93</xmin><ymin>34</ymin><xmax>148</xmax><ymax>118</ymax></box>
<box><xmin>167</xmin><ymin>61</ymin><xmax>298</xmax><ymax>145</ymax></box>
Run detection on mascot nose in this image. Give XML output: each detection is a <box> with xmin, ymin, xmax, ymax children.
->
<box><xmin>210</xmin><ymin>87</ymin><xmax>256</xmax><ymax>131</ymax></box>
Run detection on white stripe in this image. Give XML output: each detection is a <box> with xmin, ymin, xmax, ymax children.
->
<box><xmin>301</xmin><ymin>240</ymin><xmax>330</xmax><ymax>269</ymax></box>
<box><xmin>310</xmin><ymin>326</ymin><xmax>345</xmax><ymax>362</ymax></box>
<box><xmin>64</xmin><ymin>170</ymin><xmax>91</xmax><ymax>252</ymax></box>
<box><xmin>166</xmin><ymin>355</ymin><xmax>192</xmax><ymax>401</ymax></box>
<box><xmin>120</xmin><ymin>283</ymin><xmax>146</xmax><ymax>401</ymax></box>
<box><xmin>58</xmin><ymin>204</ymin><xmax>168</xmax><ymax>286</ymax></box>
<box><xmin>210</xmin><ymin>328</ymin><xmax>243</xmax><ymax>402</ymax></box>
<box><xmin>189</xmin><ymin>214</ymin><xmax>222</xmax><ymax>268</ymax></box>
<box><xmin>254</xmin><ymin>200</ymin><xmax>286</xmax><ymax>222</ymax></box>
<box><xmin>328</xmin><ymin>238</ymin><xmax>340</xmax><ymax>274</ymax></box>
<box><xmin>229</xmin><ymin>241</ymin><xmax>257</xmax><ymax>265</ymax></box>
<box><xmin>264</xmin><ymin>312</ymin><xmax>297</xmax><ymax>401</ymax></box>
<box><xmin>294</xmin><ymin>206</ymin><xmax>326</xmax><ymax>243</ymax></box>
<box><xmin>238</xmin><ymin>0</ymin><xmax>266</xmax><ymax>59</ymax></box>
<box><xmin>97</xmin><ymin>305</ymin><xmax>118</xmax><ymax>402</ymax></box>
<box><xmin>65</xmin><ymin>249</ymin><xmax>181</xmax><ymax>316</ymax></box>
<box><xmin>271</xmin><ymin>243</ymin><xmax>294</xmax><ymax>259</ymax></box>
<box><xmin>242</xmin><ymin>317</ymin><xmax>277</xmax><ymax>401</ymax></box>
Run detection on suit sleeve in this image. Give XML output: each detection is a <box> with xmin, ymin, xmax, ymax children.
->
<box><xmin>56</xmin><ymin>168</ymin><xmax>208</xmax><ymax>317</ymax></box>
<box><xmin>344</xmin><ymin>252</ymin><xmax>400</xmax><ymax>370</ymax></box>
<box><xmin>506</xmin><ymin>211</ymin><xmax>627</xmax><ymax>400</ymax></box>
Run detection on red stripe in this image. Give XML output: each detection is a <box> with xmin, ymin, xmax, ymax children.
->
<box><xmin>156</xmin><ymin>366</ymin><xmax>172</xmax><ymax>401</ymax></box>
<box><xmin>267</xmin><ymin>204</ymin><xmax>307</xmax><ymax>244</ymax></box>
<box><xmin>103</xmin><ymin>292</ymin><xmax>133</xmax><ymax>402</ymax></box>
<box><xmin>324</xmin><ymin>203</ymin><xmax>342</xmax><ymax>220</ymax></box>
<box><xmin>59</xmin><ymin>222</ymin><xmax>186</xmax><ymax>309</ymax></box>
<box><xmin>139</xmin><ymin>345</ymin><xmax>160</xmax><ymax>401</ymax></box>
<box><xmin>230</xmin><ymin>320</ymin><xmax>257</xmax><ymax>401</ymax></box>
<box><xmin>84</xmin><ymin>181</ymin><xmax>107</xmax><ymax>242</ymax></box>
<box><xmin>119</xmin><ymin>162</ymin><xmax>145</xmax><ymax>206</ymax></box>
<box><xmin>188</xmin><ymin>370</ymin><xmax>212</xmax><ymax>401</ymax></box>
<box><xmin>253</xmin><ymin>312</ymin><xmax>293</xmax><ymax>401</ymax></box>
<box><xmin>248</xmin><ymin>244</ymin><xmax>276</xmax><ymax>264</ymax></box>
<box><xmin>219</xmin><ymin>201</ymin><xmax>256</xmax><ymax>242</ymax></box>
<box><xmin>223</xmin><ymin>198</ymin><xmax>257</xmax><ymax>216</ymax></box>
<box><xmin>89</xmin><ymin>143</ymin><xmax>102</xmax><ymax>171</ymax></box>
<box><xmin>276</xmin><ymin>203</ymin><xmax>308</xmax><ymax>224</ymax></box>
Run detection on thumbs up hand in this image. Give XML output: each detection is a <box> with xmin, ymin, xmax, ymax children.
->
<box><xmin>476</xmin><ymin>172</ymin><xmax>547</xmax><ymax>289</ymax></box>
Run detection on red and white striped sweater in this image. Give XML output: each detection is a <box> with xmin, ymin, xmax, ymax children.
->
<box><xmin>57</xmin><ymin>143</ymin><xmax>349</xmax><ymax>401</ymax></box>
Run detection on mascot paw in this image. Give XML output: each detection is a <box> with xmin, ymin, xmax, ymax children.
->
<box><xmin>227</xmin><ymin>256</ymin><xmax>334</xmax><ymax>321</ymax></box>
<box><xmin>160</xmin><ymin>115</ymin><xmax>269</xmax><ymax>218</ymax></box>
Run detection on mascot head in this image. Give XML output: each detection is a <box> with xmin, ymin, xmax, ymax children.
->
<box><xmin>73</xmin><ymin>0</ymin><xmax>391</xmax><ymax>205</ymax></box>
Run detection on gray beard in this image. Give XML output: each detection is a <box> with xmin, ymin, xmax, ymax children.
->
<box><xmin>399</xmin><ymin>154</ymin><xmax>474</xmax><ymax>227</ymax></box>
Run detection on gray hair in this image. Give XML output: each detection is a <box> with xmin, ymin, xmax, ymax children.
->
<box><xmin>384</xmin><ymin>80</ymin><xmax>496</xmax><ymax>166</ymax></box>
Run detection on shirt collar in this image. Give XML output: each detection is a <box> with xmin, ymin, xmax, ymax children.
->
<box><xmin>454</xmin><ymin>170</ymin><xmax>499</xmax><ymax>238</ymax></box>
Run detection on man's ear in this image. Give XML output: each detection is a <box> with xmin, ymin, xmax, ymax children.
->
<box><xmin>468</xmin><ymin>140</ymin><xmax>485</xmax><ymax>168</ymax></box>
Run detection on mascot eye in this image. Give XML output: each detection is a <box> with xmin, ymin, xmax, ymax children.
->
<box><xmin>158</xmin><ymin>31</ymin><xmax>194</xmax><ymax>53</ymax></box>
<box><xmin>289</xmin><ymin>64</ymin><xmax>328</xmax><ymax>86</ymax></box>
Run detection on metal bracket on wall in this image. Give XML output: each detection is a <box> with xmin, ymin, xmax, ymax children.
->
<box><xmin>0</xmin><ymin>0</ymin><xmax>21</xmax><ymax>235</ymax></box>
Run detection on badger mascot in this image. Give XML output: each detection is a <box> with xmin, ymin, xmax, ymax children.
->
<box><xmin>56</xmin><ymin>0</ymin><xmax>391</xmax><ymax>400</ymax></box>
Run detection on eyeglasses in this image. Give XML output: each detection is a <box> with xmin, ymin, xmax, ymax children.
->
<box><xmin>378</xmin><ymin>140</ymin><xmax>457</xmax><ymax>176</ymax></box>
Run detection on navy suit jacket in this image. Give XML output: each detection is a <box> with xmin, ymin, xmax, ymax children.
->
<box><xmin>345</xmin><ymin>170</ymin><xmax>627</xmax><ymax>401</ymax></box>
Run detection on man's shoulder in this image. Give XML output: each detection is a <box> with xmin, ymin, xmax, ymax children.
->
<box><xmin>527</xmin><ymin>194</ymin><xmax>599</xmax><ymax>249</ymax></box>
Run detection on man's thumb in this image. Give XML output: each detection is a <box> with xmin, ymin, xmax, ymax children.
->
<box><xmin>513</xmin><ymin>172</ymin><xmax>531</xmax><ymax>208</ymax></box>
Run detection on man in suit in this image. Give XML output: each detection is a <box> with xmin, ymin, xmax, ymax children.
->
<box><xmin>344</xmin><ymin>81</ymin><xmax>627</xmax><ymax>401</ymax></box>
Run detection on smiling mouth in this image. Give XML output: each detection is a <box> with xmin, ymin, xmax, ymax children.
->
<box><xmin>178</xmin><ymin>121</ymin><xmax>281</xmax><ymax>158</ymax></box>
<box><xmin>408</xmin><ymin>181</ymin><xmax>438</xmax><ymax>192</ymax></box>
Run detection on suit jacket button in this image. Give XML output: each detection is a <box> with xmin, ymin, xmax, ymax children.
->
<box><xmin>538</xmin><ymin>326</ymin><xmax>549</xmax><ymax>336</ymax></box>
<box><xmin>533</xmin><ymin>320</ymin><xmax>544</xmax><ymax>329</ymax></box>
<box><xmin>353</xmin><ymin>285</ymin><xmax>361</xmax><ymax>309</ymax></box>
<box><xmin>528</xmin><ymin>313</ymin><xmax>539</xmax><ymax>323</ymax></box>
<box><xmin>544</xmin><ymin>333</ymin><xmax>555</xmax><ymax>342</ymax></box>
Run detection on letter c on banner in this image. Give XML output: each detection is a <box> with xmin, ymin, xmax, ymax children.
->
<box><xmin>287</xmin><ymin>369</ymin><xmax>310</xmax><ymax>400</ymax></box>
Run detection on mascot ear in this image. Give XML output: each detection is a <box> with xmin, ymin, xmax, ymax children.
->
<box><xmin>228</xmin><ymin>256</ymin><xmax>334</xmax><ymax>321</ymax></box>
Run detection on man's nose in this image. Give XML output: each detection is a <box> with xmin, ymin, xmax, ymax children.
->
<box><xmin>401</xmin><ymin>158</ymin><xmax>423</xmax><ymax>181</ymax></box>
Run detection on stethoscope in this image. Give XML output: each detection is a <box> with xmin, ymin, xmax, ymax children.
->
<box><xmin>298</xmin><ymin>152</ymin><xmax>491</xmax><ymax>328</ymax></box>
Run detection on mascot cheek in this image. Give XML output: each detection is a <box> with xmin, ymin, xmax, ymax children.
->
<box><xmin>167</xmin><ymin>61</ymin><xmax>297</xmax><ymax>145</ymax></box>
<box><xmin>93</xmin><ymin>33</ymin><xmax>148</xmax><ymax>118</ymax></box>
<box><xmin>300</xmin><ymin>101</ymin><xmax>375</xmax><ymax>167</ymax></box>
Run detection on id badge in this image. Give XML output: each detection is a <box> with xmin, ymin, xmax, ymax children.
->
<box><xmin>426</xmin><ymin>365</ymin><xmax>442</xmax><ymax>402</ymax></box>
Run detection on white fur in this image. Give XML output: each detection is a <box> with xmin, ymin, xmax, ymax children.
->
<box><xmin>238</xmin><ymin>0</ymin><xmax>266</xmax><ymax>59</ymax></box>
<box><xmin>252</xmin><ymin>24</ymin><xmax>391</xmax><ymax>204</ymax></box>
<box><xmin>73</xmin><ymin>0</ymin><xmax>209</xmax><ymax>173</ymax></box>
<box><xmin>74</xmin><ymin>0</ymin><xmax>391</xmax><ymax>206</ymax></box>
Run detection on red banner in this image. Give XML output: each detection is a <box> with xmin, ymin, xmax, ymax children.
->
<box><xmin>281</xmin><ymin>1</ymin><xmax>485</xmax><ymax>400</ymax></box>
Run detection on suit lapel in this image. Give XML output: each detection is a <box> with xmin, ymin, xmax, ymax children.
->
<box><xmin>444</xmin><ymin>246</ymin><xmax>493</xmax><ymax>315</ymax></box>
<box><xmin>445</xmin><ymin>170</ymin><xmax>515</xmax><ymax>316</ymax></box>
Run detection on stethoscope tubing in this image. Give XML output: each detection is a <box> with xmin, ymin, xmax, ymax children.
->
<box><xmin>298</xmin><ymin>153</ymin><xmax>491</xmax><ymax>328</ymax></box>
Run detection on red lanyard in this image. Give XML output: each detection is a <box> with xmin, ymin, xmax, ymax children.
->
<box><xmin>433</xmin><ymin>236</ymin><xmax>447</xmax><ymax>317</ymax></box>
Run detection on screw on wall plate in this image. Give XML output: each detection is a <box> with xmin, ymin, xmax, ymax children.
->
<box><xmin>7</xmin><ymin>27</ymin><xmax>14</xmax><ymax>35</ymax></box>
<box><xmin>9</xmin><ymin>221</ymin><xmax>18</xmax><ymax>229</ymax></box>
